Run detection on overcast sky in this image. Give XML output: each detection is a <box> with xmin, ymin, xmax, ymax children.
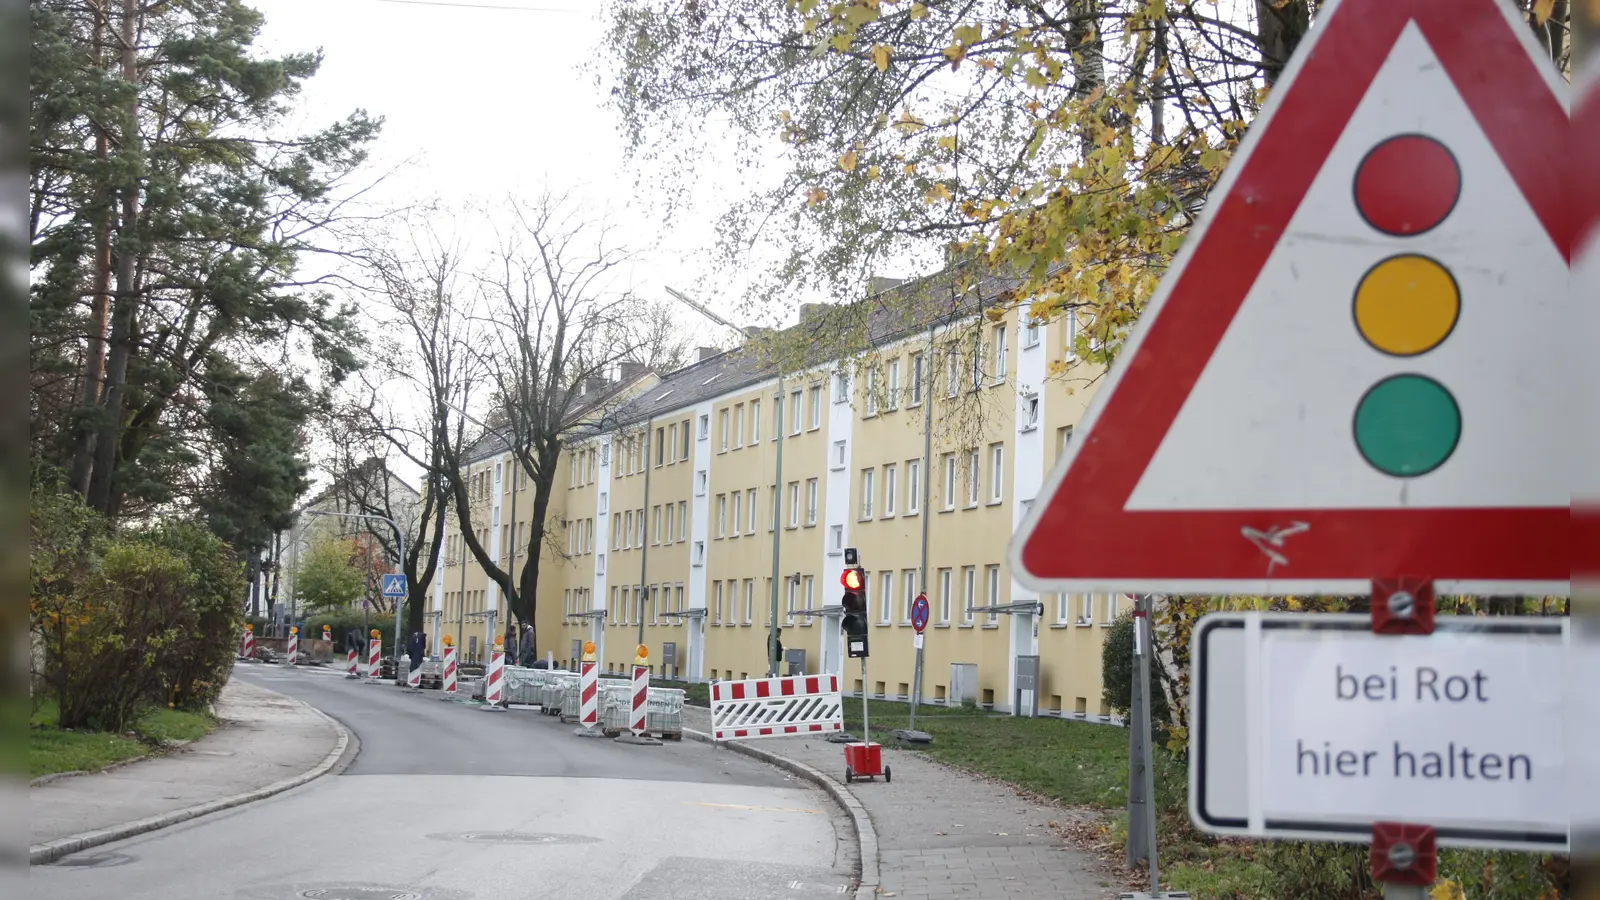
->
<box><xmin>252</xmin><ymin>0</ymin><xmax>779</xmax><ymax>336</ymax></box>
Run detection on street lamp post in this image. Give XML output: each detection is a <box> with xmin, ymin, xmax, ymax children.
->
<box><xmin>307</xmin><ymin>510</ymin><xmax>406</xmax><ymax>664</ymax></box>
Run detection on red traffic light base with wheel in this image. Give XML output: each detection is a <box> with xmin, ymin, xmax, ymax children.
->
<box><xmin>843</xmin><ymin>741</ymin><xmax>890</xmax><ymax>784</ymax></box>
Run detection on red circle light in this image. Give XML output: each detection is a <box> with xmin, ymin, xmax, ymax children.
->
<box><xmin>841</xmin><ymin>569</ymin><xmax>863</xmax><ymax>590</ymax></box>
<box><xmin>1353</xmin><ymin>134</ymin><xmax>1461</xmax><ymax>236</ymax></box>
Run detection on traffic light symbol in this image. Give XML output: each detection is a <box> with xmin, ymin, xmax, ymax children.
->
<box><xmin>840</xmin><ymin>566</ymin><xmax>869</xmax><ymax>658</ymax></box>
<box><xmin>1350</xmin><ymin>133</ymin><xmax>1464</xmax><ymax>478</ymax></box>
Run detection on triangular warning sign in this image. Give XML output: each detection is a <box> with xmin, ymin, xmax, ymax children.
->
<box><xmin>1012</xmin><ymin>0</ymin><xmax>1570</xmax><ymax>595</ymax></box>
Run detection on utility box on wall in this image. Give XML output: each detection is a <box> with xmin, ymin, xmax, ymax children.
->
<box><xmin>662</xmin><ymin>641</ymin><xmax>678</xmax><ymax>678</ymax></box>
<box><xmin>785</xmin><ymin>648</ymin><xmax>806</xmax><ymax>676</ymax></box>
<box><xmin>949</xmin><ymin>663</ymin><xmax>978</xmax><ymax>706</ymax></box>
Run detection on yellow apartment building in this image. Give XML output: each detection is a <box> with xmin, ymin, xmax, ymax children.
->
<box><xmin>434</xmin><ymin>269</ymin><xmax>1128</xmax><ymax>720</ymax></box>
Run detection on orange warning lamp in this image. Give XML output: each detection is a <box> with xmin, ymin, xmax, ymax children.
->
<box><xmin>635</xmin><ymin>644</ymin><xmax>649</xmax><ymax>664</ymax></box>
<box><xmin>442</xmin><ymin>634</ymin><xmax>454</xmax><ymax>647</ymax></box>
<box><xmin>370</xmin><ymin>629</ymin><xmax>381</xmax><ymax>638</ymax></box>
<box><xmin>494</xmin><ymin>633</ymin><xmax>505</xmax><ymax>648</ymax></box>
<box><xmin>289</xmin><ymin>626</ymin><xmax>299</xmax><ymax>635</ymax></box>
<box><xmin>582</xmin><ymin>640</ymin><xmax>597</xmax><ymax>662</ymax></box>
<box><xmin>244</xmin><ymin>623</ymin><xmax>254</xmax><ymax>631</ymax></box>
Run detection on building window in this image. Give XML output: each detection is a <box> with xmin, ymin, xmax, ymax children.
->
<box><xmin>699</xmin><ymin>414</ymin><xmax>710</xmax><ymax>440</ymax></box>
<box><xmin>986</xmin><ymin>565</ymin><xmax>1001</xmax><ymax>624</ymax></box>
<box><xmin>596</xmin><ymin>553</ymin><xmax>606</xmax><ymax>575</ymax></box>
<box><xmin>903</xmin><ymin>568</ymin><xmax>917</xmax><ymax>622</ymax></box>
<box><xmin>1021</xmin><ymin>393</ymin><xmax>1039</xmax><ymax>431</ymax></box>
<box><xmin>730</xmin><ymin>491</ymin><xmax>742</xmax><ymax>536</ymax></box>
<box><xmin>733</xmin><ymin>404</ymin><xmax>745</xmax><ymax>448</ymax></box>
<box><xmin>664</xmin><ymin>503</ymin><xmax>674</xmax><ymax>543</ymax></box>
<box><xmin>656</xmin><ymin>426</ymin><xmax>665</xmax><ymax>466</ymax></box>
<box><xmin>788</xmin><ymin>481</ymin><xmax>800</xmax><ymax>527</ymax></box>
<box><xmin>634</xmin><ymin>509</ymin><xmax>643</xmax><ymax>547</ymax></box>
<box><xmin>599</xmin><ymin>492</ymin><xmax>608</xmax><ymax>515</ymax></box>
<box><xmin>809</xmin><ymin>385</ymin><xmax>822</xmax><ymax>429</ymax></box>
<box><xmin>681</xmin><ymin>418</ymin><xmax>691</xmax><ymax>458</ymax></box>
<box><xmin>623</xmin><ymin>510</ymin><xmax>633</xmax><ymax>548</ymax></box>
<box><xmin>806</xmin><ymin>478</ymin><xmax>818</xmax><ymax>526</ymax></box>
<box><xmin>696</xmin><ymin>470</ymin><xmax>708</xmax><ymax>496</ymax></box>
<box><xmin>993</xmin><ymin>324</ymin><xmax>1008</xmax><ymax>382</ymax></box>
<box><xmin>750</xmin><ymin>400</ymin><xmax>761</xmax><ymax>443</ymax></box>
<box><xmin>830</xmin><ymin>524</ymin><xmax>844</xmax><ymax>553</ymax></box>
<box><xmin>653</xmin><ymin>505</ymin><xmax>662</xmax><ymax>543</ymax></box>
<box><xmin>716</xmin><ymin>494</ymin><xmax>727</xmax><ymax>537</ymax></box>
<box><xmin>832</xmin><ymin>440</ymin><xmax>847</xmax><ymax>470</ymax></box>
<box><xmin>769</xmin><ymin>485</ymin><xmax>778</xmax><ymax>531</ymax></box>
<box><xmin>790</xmin><ymin>389</ymin><xmax>803</xmax><ymax>434</ymax></box>
<box><xmin>906</xmin><ymin>460</ymin><xmax>921</xmax><ymax>514</ymax></box>
<box><xmin>962</xmin><ymin>566</ymin><xmax>976</xmax><ymax>624</ymax></box>
<box><xmin>834</xmin><ymin>370</ymin><xmax>850</xmax><ymax>403</ymax></box>
<box><xmin>1080</xmin><ymin>593</ymin><xmax>1095</xmax><ymax>624</ymax></box>
<box><xmin>910</xmin><ymin>352</ymin><xmax>924</xmax><ymax>406</ymax></box>
<box><xmin>693</xmin><ymin>541</ymin><xmax>705</xmax><ymax>567</ymax></box>
<box><xmin>967</xmin><ymin>450</ymin><xmax>981</xmax><ymax>506</ymax></box>
<box><xmin>1062</xmin><ymin>307</ymin><xmax>1079</xmax><ymax>360</ymax></box>
<box><xmin>719</xmin><ymin>408</ymin><xmax>729</xmax><ymax>451</ymax></box>
<box><xmin>1024</xmin><ymin>315</ymin><xmax>1039</xmax><ymax>348</ymax></box>
<box><xmin>943</xmin><ymin>454</ymin><xmax>956</xmax><ymax>510</ymax></box>
<box><xmin>675</xmin><ymin>584</ymin><xmax>685</xmax><ymax>618</ymax></box>
<box><xmin>803</xmin><ymin>575</ymin><xmax>815</xmax><ymax>625</ymax></box>
<box><xmin>787</xmin><ymin>577</ymin><xmax>798</xmax><ymax>625</ymax></box>
<box><xmin>678</xmin><ymin>500</ymin><xmax>688</xmax><ymax>541</ymax></box>
<box><xmin>990</xmin><ymin>444</ymin><xmax>1005</xmax><ymax>503</ymax></box>
<box><xmin>1104</xmin><ymin>593</ymin><xmax>1118</xmax><ymax>623</ymax></box>
<box><xmin>883</xmin><ymin>464</ymin><xmax>897</xmax><ymax>517</ymax></box>
<box><xmin>938</xmin><ymin>568</ymin><xmax>952</xmax><ymax>623</ymax></box>
<box><xmin>886</xmin><ymin>359</ymin><xmax>900</xmax><ymax>410</ymax></box>
<box><xmin>1057</xmin><ymin>424</ymin><xmax>1074</xmax><ymax>457</ymax></box>
<box><xmin>865</xmin><ymin>368</ymin><xmax>879</xmax><ymax>416</ymax></box>
<box><xmin>744</xmin><ymin>579</ymin><xmax>755</xmax><ymax>625</ymax></box>
<box><xmin>1057</xmin><ymin>592</ymin><xmax>1071</xmax><ymax>624</ymax></box>
<box><xmin>860</xmin><ymin>468</ymin><xmax>875</xmax><ymax>519</ymax></box>
<box><xmin>747</xmin><ymin>487</ymin><xmax>758</xmax><ymax>533</ymax></box>
<box><xmin>946</xmin><ymin>349</ymin><xmax>960</xmax><ymax>398</ymax></box>
<box><xmin>879</xmin><ymin>571</ymin><xmax>893</xmax><ymax>624</ymax></box>
<box><xmin>714</xmin><ymin>581</ymin><xmax>724</xmax><ymax>624</ymax></box>
<box><xmin>668</xmin><ymin>423</ymin><xmax>678</xmax><ymax>462</ymax></box>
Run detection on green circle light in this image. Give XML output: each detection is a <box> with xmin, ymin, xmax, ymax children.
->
<box><xmin>1353</xmin><ymin>375</ymin><xmax>1461</xmax><ymax>477</ymax></box>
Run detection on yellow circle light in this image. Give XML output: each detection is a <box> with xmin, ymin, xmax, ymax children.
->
<box><xmin>494</xmin><ymin>634</ymin><xmax>505</xmax><ymax>647</ymax></box>
<box><xmin>371</xmin><ymin>629</ymin><xmax>381</xmax><ymax>638</ymax></box>
<box><xmin>443</xmin><ymin>634</ymin><xmax>454</xmax><ymax>646</ymax></box>
<box><xmin>583</xmin><ymin>641</ymin><xmax>596</xmax><ymax>655</ymax></box>
<box><xmin>635</xmin><ymin>644</ymin><xmax>649</xmax><ymax>660</ymax></box>
<box><xmin>1353</xmin><ymin>255</ymin><xmax>1459</xmax><ymax>356</ymax></box>
<box><xmin>244</xmin><ymin>624</ymin><xmax>254</xmax><ymax>631</ymax></box>
<box><xmin>290</xmin><ymin>626</ymin><xmax>299</xmax><ymax>635</ymax></box>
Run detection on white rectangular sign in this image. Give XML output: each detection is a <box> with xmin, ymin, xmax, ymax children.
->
<box><xmin>1190</xmin><ymin>612</ymin><xmax>1567</xmax><ymax>851</ymax></box>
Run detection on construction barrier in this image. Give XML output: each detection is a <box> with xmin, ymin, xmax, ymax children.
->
<box><xmin>441</xmin><ymin>644</ymin><xmax>457</xmax><ymax>700</ymax></box>
<box><xmin>240</xmin><ymin>625</ymin><xmax>255</xmax><ymax>660</ymax></box>
<box><xmin>367</xmin><ymin>636</ymin><xmax>383</xmax><ymax>683</ymax></box>
<box><xmin>345</xmin><ymin>646</ymin><xmax>360</xmax><ymax>679</ymax></box>
<box><xmin>709</xmin><ymin>674</ymin><xmax>844</xmax><ymax>742</ymax></box>
<box><xmin>601</xmin><ymin>685</ymin><xmax>685</xmax><ymax>739</ymax></box>
<box><xmin>484</xmin><ymin>647</ymin><xmax>506</xmax><ymax>706</ymax></box>
<box><xmin>406</xmin><ymin>654</ymin><xmax>422</xmax><ymax>691</ymax></box>
<box><xmin>286</xmin><ymin>627</ymin><xmax>299</xmax><ymax>666</ymax></box>
<box><xmin>544</xmin><ymin>673</ymin><xmax>579</xmax><ymax>716</ymax></box>
<box><xmin>578</xmin><ymin>659</ymin><xmax>599</xmax><ymax>729</ymax></box>
<box><xmin>629</xmin><ymin>655</ymin><xmax>649</xmax><ymax>737</ymax></box>
<box><xmin>503</xmin><ymin>666</ymin><xmax>569</xmax><ymax>706</ymax></box>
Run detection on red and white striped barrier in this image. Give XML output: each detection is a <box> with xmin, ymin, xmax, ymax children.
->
<box><xmin>406</xmin><ymin>656</ymin><xmax>422</xmax><ymax>691</ymax></box>
<box><xmin>710</xmin><ymin>674</ymin><xmax>844</xmax><ymax>741</ymax></box>
<box><xmin>367</xmin><ymin>638</ymin><xmax>382</xmax><ymax>682</ymax></box>
<box><xmin>440</xmin><ymin>644</ymin><xmax>457</xmax><ymax>701</ymax></box>
<box><xmin>484</xmin><ymin>648</ymin><xmax>505</xmax><ymax>705</ymax></box>
<box><xmin>579</xmin><ymin>659</ymin><xmax>599</xmax><ymax>729</ymax></box>
<box><xmin>286</xmin><ymin>628</ymin><xmax>299</xmax><ymax>666</ymax></box>
<box><xmin>630</xmin><ymin>664</ymin><xmax>649</xmax><ymax>736</ymax></box>
<box><xmin>345</xmin><ymin>646</ymin><xmax>359</xmax><ymax>679</ymax></box>
<box><xmin>240</xmin><ymin>626</ymin><xmax>255</xmax><ymax>660</ymax></box>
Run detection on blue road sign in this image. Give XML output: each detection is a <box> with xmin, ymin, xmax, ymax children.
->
<box><xmin>381</xmin><ymin>573</ymin><xmax>408</xmax><ymax>598</ymax></box>
<box><xmin>911</xmin><ymin>593</ymin><xmax>930</xmax><ymax>633</ymax></box>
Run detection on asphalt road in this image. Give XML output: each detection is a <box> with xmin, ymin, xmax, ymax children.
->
<box><xmin>31</xmin><ymin>664</ymin><xmax>854</xmax><ymax>900</ymax></box>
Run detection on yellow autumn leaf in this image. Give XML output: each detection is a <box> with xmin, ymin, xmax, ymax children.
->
<box><xmin>1430</xmin><ymin>881</ymin><xmax>1467</xmax><ymax>900</ymax></box>
<box><xmin>977</xmin><ymin>58</ymin><xmax>996</xmax><ymax>71</ymax></box>
<box><xmin>924</xmin><ymin>184</ymin><xmax>952</xmax><ymax>204</ymax></box>
<box><xmin>903</xmin><ymin>162</ymin><xmax>918</xmax><ymax>176</ymax></box>
<box><xmin>936</xmin><ymin>135</ymin><xmax>958</xmax><ymax>152</ymax></box>
<box><xmin>865</xmin><ymin>165</ymin><xmax>882</xmax><ymax>180</ymax></box>
<box><xmin>943</xmin><ymin>42</ymin><xmax>967</xmax><ymax>68</ymax></box>
<box><xmin>872</xmin><ymin>43</ymin><xmax>892</xmax><ymax>71</ymax></box>
<box><xmin>805</xmin><ymin>187</ymin><xmax>828</xmax><ymax>207</ymax></box>
<box><xmin>910</xmin><ymin>2</ymin><xmax>928</xmax><ymax>19</ymax></box>
<box><xmin>838</xmin><ymin>148</ymin><xmax>859</xmax><ymax>172</ymax></box>
<box><xmin>1532</xmin><ymin>0</ymin><xmax>1555</xmax><ymax>24</ymax></box>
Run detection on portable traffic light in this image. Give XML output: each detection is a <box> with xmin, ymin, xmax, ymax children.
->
<box><xmin>840</xmin><ymin>566</ymin><xmax>869</xmax><ymax>658</ymax></box>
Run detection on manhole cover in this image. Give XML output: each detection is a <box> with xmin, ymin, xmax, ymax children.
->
<box><xmin>55</xmin><ymin>852</ymin><xmax>134</xmax><ymax>868</ymax></box>
<box><xmin>424</xmin><ymin>831</ymin><xmax>600</xmax><ymax>846</ymax></box>
<box><xmin>300</xmin><ymin>883</ymin><xmax>422</xmax><ymax>890</ymax></box>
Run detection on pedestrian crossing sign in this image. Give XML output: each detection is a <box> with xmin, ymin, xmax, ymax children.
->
<box><xmin>381</xmin><ymin>573</ymin><xmax>408</xmax><ymax>598</ymax></box>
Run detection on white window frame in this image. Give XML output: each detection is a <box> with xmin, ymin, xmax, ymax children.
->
<box><xmin>1104</xmin><ymin>593</ymin><xmax>1118</xmax><ymax>624</ymax></box>
<box><xmin>730</xmin><ymin>491</ymin><xmax>742</xmax><ymax>536</ymax></box>
<box><xmin>906</xmin><ymin>460</ymin><xmax>921</xmax><ymax>514</ymax></box>
<box><xmin>1057</xmin><ymin>592</ymin><xmax>1071</xmax><ymax>624</ymax></box>
<box><xmin>664</xmin><ymin>503</ymin><xmax>674</xmax><ymax>543</ymax></box>
<box><xmin>994</xmin><ymin>325</ymin><xmax>1008</xmax><ymax>381</ymax></box>
<box><xmin>832</xmin><ymin>440</ymin><xmax>847</xmax><ymax>470</ymax></box>
<box><xmin>623</xmin><ymin>510</ymin><xmax>633</xmax><ymax>548</ymax></box>
<box><xmin>699</xmin><ymin>414</ymin><xmax>710</xmax><ymax>440</ymax></box>
<box><xmin>693</xmin><ymin>541</ymin><xmax>705</xmax><ymax>567</ymax></box>
<box><xmin>785</xmin><ymin>481</ymin><xmax>799</xmax><ymax>527</ymax></box>
<box><xmin>787</xmin><ymin>578</ymin><xmax>798</xmax><ymax>625</ymax></box>
<box><xmin>634</xmin><ymin>509</ymin><xmax>643</xmax><ymax>547</ymax></box>
<box><xmin>713</xmin><ymin>581</ymin><xmax>724</xmax><ymax>624</ymax></box>
<box><xmin>719</xmin><ymin>408</ymin><xmax>729</xmax><ymax>451</ymax></box>
<box><xmin>910</xmin><ymin>352</ymin><xmax>924</xmax><ymax>406</ymax></box>
<box><xmin>696</xmin><ymin>470</ymin><xmax>708</xmax><ymax>496</ymax></box>
<box><xmin>865</xmin><ymin>368</ymin><xmax>879</xmax><ymax>416</ymax></box>
<box><xmin>967</xmin><ymin>450</ymin><xmax>981</xmax><ymax>507</ymax></box>
<box><xmin>883</xmin><ymin>464</ymin><xmax>897</xmax><ymax>517</ymax></box>
<box><xmin>943</xmin><ymin>454</ymin><xmax>956</xmax><ymax>510</ymax></box>
<box><xmin>938</xmin><ymin>568</ymin><xmax>952</xmax><ymax>624</ymax></box>
<box><xmin>834</xmin><ymin>370</ymin><xmax>850</xmax><ymax>403</ymax></box>
<box><xmin>598</xmin><ymin>491</ymin><xmax>608</xmax><ymax>515</ymax></box>
<box><xmin>747</xmin><ymin>487</ymin><xmax>758</xmax><ymax>533</ymax></box>
<box><xmin>1023</xmin><ymin>315</ymin><xmax>1040</xmax><ymax>348</ymax></box>
<box><xmin>946</xmin><ymin>350</ymin><xmax>959</xmax><ymax>398</ymax></box>
<box><xmin>678</xmin><ymin>500</ymin><xmax>688</xmax><ymax>541</ymax></box>
<box><xmin>887</xmin><ymin>359</ymin><xmax>900</xmax><ymax>410</ymax></box>
<box><xmin>809</xmin><ymin>385</ymin><xmax>822</xmax><ymax>429</ymax></box>
<box><xmin>829</xmin><ymin>525</ymin><xmax>844</xmax><ymax>554</ymax></box>
<box><xmin>1021</xmin><ymin>393</ymin><xmax>1039</xmax><ymax>431</ymax></box>
<box><xmin>596</xmin><ymin>553</ymin><xmax>606</xmax><ymax>576</ymax></box>
<box><xmin>790</xmin><ymin>389</ymin><xmax>803</xmax><ymax>434</ymax></box>
<box><xmin>903</xmin><ymin>568</ymin><xmax>917</xmax><ymax>622</ymax></box>
<box><xmin>990</xmin><ymin>444</ymin><xmax>1004</xmax><ymax>503</ymax></box>
<box><xmin>750</xmin><ymin>399</ymin><xmax>761</xmax><ymax>443</ymax></box>
<box><xmin>879</xmin><ymin>571</ymin><xmax>893</xmax><ymax>624</ymax></box>
<box><xmin>1079</xmin><ymin>592</ymin><xmax>1095</xmax><ymax>625</ymax></box>
<box><xmin>986</xmin><ymin>565</ymin><xmax>1001</xmax><ymax>624</ymax></box>
<box><xmin>1062</xmin><ymin>308</ymin><xmax>1079</xmax><ymax>361</ymax></box>
<box><xmin>962</xmin><ymin>567</ymin><xmax>976</xmax><ymax>624</ymax></box>
<box><xmin>716</xmin><ymin>494</ymin><xmax>727</xmax><ymax>537</ymax></box>
<box><xmin>860</xmin><ymin>468</ymin><xmax>875</xmax><ymax>519</ymax></box>
<box><xmin>804</xmin><ymin>575</ymin><xmax>815</xmax><ymax>624</ymax></box>
<box><xmin>733</xmin><ymin>404</ymin><xmax>744</xmax><ymax>448</ymax></box>
<box><xmin>744</xmin><ymin>579</ymin><xmax>755</xmax><ymax>625</ymax></box>
<box><xmin>806</xmin><ymin>478</ymin><xmax>818</xmax><ymax>526</ymax></box>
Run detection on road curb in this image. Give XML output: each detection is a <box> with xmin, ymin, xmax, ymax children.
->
<box><xmin>29</xmin><ymin>691</ymin><xmax>352</xmax><ymax>866</ymax></box>
<box><xmin>685</xmin><ymin>728</ymin><xmax>879</xmax><ymax>900</ymax></box>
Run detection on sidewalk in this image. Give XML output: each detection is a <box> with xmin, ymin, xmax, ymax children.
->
<box><xmin>682</xmin><ymin>705</ymin><xmax>1119</xmax><ymax>900</ymax></box>
<box><xmin>31</xmin><ymin>675</ymin><xmax>347</xmax><ymax>862</ymax></box>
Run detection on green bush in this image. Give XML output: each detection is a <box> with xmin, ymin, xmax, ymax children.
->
<box><xmin>138</xmin><ymin>522</ymin><xmax>244</xmax><ymax>709</ymax></box>
<box><xmin>1100</xmin><ymin>610</ymin><xmax>1171</xmax><ymax>730</ymax></box>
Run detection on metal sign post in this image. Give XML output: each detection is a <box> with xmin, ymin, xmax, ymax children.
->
<box><xmin>908</xmin><ymin>593</ymin><xmax>929</xmax><ymax>731</ymax></box>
